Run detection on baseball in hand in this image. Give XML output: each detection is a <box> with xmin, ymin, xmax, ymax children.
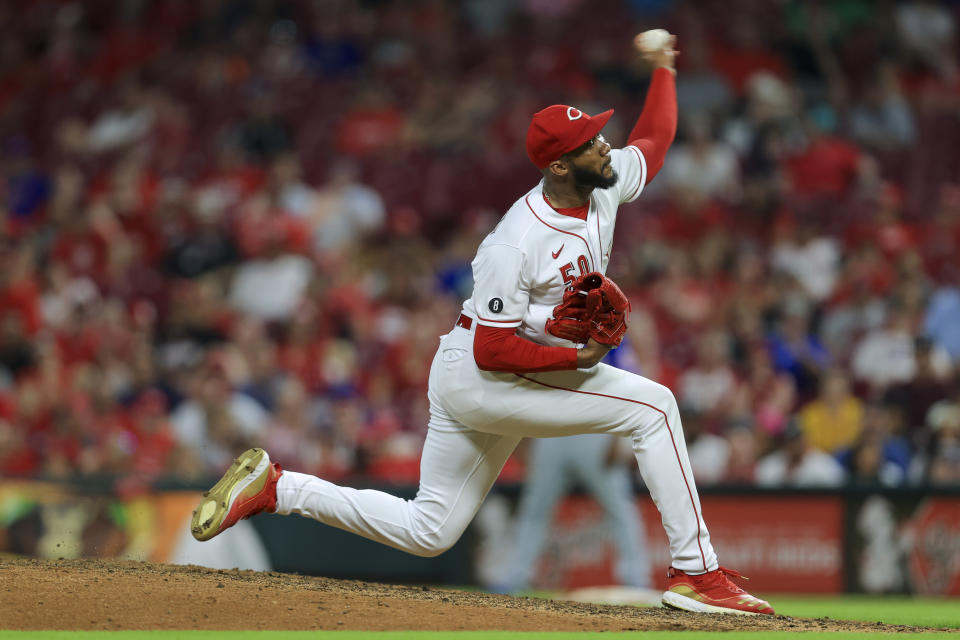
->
<box><xmin>636</xmin><ymin>29</ymin><xmax>671</xmax><ymax>52</ymax></box>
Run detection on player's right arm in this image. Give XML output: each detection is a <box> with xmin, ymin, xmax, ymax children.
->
<box><xmin>626</xmin><ymin>65</ymin><xmax>678</xmax><ymax>182</ymax></box>
<box><xmin>612</xmin><ymin>33</ymin><xmax>679</xmax><ymax>203</ymax></box>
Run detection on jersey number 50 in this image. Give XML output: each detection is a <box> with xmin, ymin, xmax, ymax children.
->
<box><xmin>559</xmin><ymin>255</ymin><xmax>590</xmax><ymax>290</ymax></box>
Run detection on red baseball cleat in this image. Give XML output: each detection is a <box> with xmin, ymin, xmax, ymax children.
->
<box><xmin>191</xmin><ymin>448</ymin><xmax>282</xmax><ymax>541</ymax></box>
<box><xmin>661</xmin><ymin>566</ymin><xmax>774</xmax><ymax>615</ymax></box>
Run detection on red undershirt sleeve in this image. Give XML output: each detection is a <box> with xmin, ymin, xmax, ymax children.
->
<box><xmin>473</xmin><ymin>324</ymin><xmax>579</xmax><ymax>373</ymax></box>
<box><xmin>627</xmin><ymin>67</ymin><xmax>678</xmax><ymax>182</ymax></box>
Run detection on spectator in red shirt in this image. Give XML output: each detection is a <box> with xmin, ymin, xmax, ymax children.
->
<box><xmin>0</xmin><ymin>244</ymin><xmax>42</xmax><ymax>336</ymax></box>
<box><xmin>0</xmin><ymin>409</ymin><xmax>39</xmax><ymax>476</ymax></box>
<box><xmin>50</xmin><ymin>201</ymin><xmax>111</xmax><ymax>282</ymax></box>
<box><xmin>709</xmin><ymin>15</ymin><xmax>789</xmax><ymax>95</ymax></box>
<box><xmin>784</xmin><ymin>116</ymin><xmax>877</xmax><ymax>201</ymax></box>
<box><xmin>128</xmin><ymin>389</ymin><xmax>176</xmax><ymax>475</ymax></box>
<box><xmin>920</xmin><ymin>183</ymin><xmax>960</xmax><ymax>283</ymax></box>
<box><xmin>336</xmin><ymin>87</ymin><xmax>406</xmax><ymax>157</ymax></box>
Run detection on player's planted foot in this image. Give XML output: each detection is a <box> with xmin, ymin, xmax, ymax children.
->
<box><xmin>191</xmin><ymin>448</ymin><xmax>283</xmax><ymax>541</ymax></box>
<box><xmin>661</xmin><ymin>566</ymin><xmax>774</xmax><ymax>615</ymax></box>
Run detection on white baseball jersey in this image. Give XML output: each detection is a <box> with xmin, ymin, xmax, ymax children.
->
<box><xmin>463</xmin><ymin>145</ymin><xmax>647</xmax><ymax>345</ymax></box>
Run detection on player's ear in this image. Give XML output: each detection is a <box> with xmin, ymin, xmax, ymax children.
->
<box><xmin>547</xmin><ymin>158</ymin><xmax>569</xmax><ymax>177</ymax></box>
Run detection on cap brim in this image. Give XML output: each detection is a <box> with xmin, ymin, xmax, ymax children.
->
<box><xmin>566</xmin><ymin>109</ymin><xmax>614</xmax><ymax>154</ymax></box>
<box><xmin>592</xmin><ymin>108</ymin><xmax>614</xmax><ymax>128</ymax></box>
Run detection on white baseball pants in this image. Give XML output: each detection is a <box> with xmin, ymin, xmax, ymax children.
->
<box><xmin>276</xmin><ymin>320</ymin><xmax>718</xmax><ymax>574</ymax></box>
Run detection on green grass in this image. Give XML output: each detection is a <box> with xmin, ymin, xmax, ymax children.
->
<box><xmin>2</xmin><ymin>634</ymin><xmax>960</xmax><ymax>640</ymax></box>
<box><xmin>526</xmin><ymin>592</ymin><xmax>960</xmax><ymax>629</ymax></box>
<box><xmin>516</xmin><ymin>587</ymin><xmax>960</xmax><ymax>627</ymax></box>
<box><xmin>771</xmin><ymin>594</ymin><xmax>960</xmax><ymax>629</ymax></box>
<box><xmin>1</xmin><ymin>633</ymin><xmax>960</xmax><ymax>640</ymax></box>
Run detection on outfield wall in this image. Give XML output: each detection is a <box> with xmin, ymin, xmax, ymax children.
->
<box><xmin>0</xmin><ymin>480</ymin><xmax>957</xmax><ymax>595</ymax></box>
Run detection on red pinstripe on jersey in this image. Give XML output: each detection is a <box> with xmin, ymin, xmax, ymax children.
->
<box><xmin>624</xmin><ymin>146</ymin><xmax>646</xmax><ymax>202</ymax></box>
<box><xmin>525</xmin><ymin>194</ymin><xmax>595</xmax><ymax>270</ymax></box>
<box><xmin>595</xmin><ymin>199</ymin><xmax>603</xmax><ymax>261</ymax></box>
<box><xmin>515</xmin><ymin>372</ymin><xmax>708</xmax><ymax>572</ymax></box>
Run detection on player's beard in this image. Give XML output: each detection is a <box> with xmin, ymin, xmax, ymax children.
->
<box><xmin>571</xmin><ymin>163</ymin><xmax>618</xmax><ymax>190</ymax></box>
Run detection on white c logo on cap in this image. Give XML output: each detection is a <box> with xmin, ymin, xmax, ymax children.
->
<box><xmin>566</xmin><ymin>107</ymin><xmax>583</xmax><ymax>121</ymax></box>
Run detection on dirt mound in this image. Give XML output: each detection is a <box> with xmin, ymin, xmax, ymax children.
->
<box><xmin>0</xmin><ymin>558</ymin><xmax>934</xmax><ymax>632</ymax></box>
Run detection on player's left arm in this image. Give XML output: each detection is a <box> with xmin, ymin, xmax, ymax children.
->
<box><xmin>616</xmin><ymin>32</ymin><xmax>678</xmax><ymax>202</ymax></box>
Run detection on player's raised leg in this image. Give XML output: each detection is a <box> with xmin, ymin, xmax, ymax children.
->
<box><xmin>192</xmin><ymin>340</ymin><xmax>521</xmax><ymax>555</ymax></box>
<box><xmin>275</xmin><ymin>418</ymin><xmax>520</xmax><ymax>556</ymax></box>
<box><xmin>193</xmin><ymin>417</ymin><xmax>518</xmax><ymax>557</ymax></box>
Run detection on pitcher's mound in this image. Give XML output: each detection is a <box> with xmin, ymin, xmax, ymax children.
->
<box><xmin>0</xmin><ymin>558</ymin><xmax>927</xmax><ymax>632</ymax></box>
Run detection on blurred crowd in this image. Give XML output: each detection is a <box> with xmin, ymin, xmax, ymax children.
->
<box><xmin>0</xmin><ymin>0</ymin><xmax>959</xmax><ymax>491</ymax></box>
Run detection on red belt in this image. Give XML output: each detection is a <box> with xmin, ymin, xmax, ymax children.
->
<box><xmin>456</xmin><ymin>313</ymin><xmax>473</xmax><ymax>330</ymax></box>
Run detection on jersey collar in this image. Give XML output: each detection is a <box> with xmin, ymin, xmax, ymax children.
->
<box><xmin>533</xmin><ymin>182</ymin><xmax>591</xmax><ymax>223</ymax></box>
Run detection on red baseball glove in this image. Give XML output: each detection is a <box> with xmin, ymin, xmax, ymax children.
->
<box><xmin>545</xmin><ymin>272</ymin><xmax>631</xmax><ymax>346</ymax></box>
<box><xmin>545</xmin><ymin>273</ymin><xmax>597</xmax><ymax>343</ymax></box>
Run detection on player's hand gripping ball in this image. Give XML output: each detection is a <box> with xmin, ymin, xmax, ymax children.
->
<box><xmin>546</xmin><ymin>272</ymin><xmax>631</xmax><ymax>346</ymax></box>
<box><xmin>635</xmin><ymin>28</ymin><xmax>671</xmax><ymax>52</ymax></box>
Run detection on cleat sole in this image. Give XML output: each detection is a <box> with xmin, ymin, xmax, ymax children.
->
<box><xmin>662</xmin><ymin>590</ymin><xmax>763</xmax><ymax>616</ymax></box>
<box><xmin>190</xmin><ymin>448</ymin><xmax>269</xmax><ymax>541</ymax></box>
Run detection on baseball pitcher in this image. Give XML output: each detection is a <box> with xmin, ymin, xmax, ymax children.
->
<box><xmin>191</xmin><ymin>31</ymin><xmax>774</xmax><ymax>616</ymax></box>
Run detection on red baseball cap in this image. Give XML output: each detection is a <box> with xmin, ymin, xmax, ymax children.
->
<box><xmin>526</xmin><ymin>105</ymin><xmax>614</xmax><ymax>169</ymax></box>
